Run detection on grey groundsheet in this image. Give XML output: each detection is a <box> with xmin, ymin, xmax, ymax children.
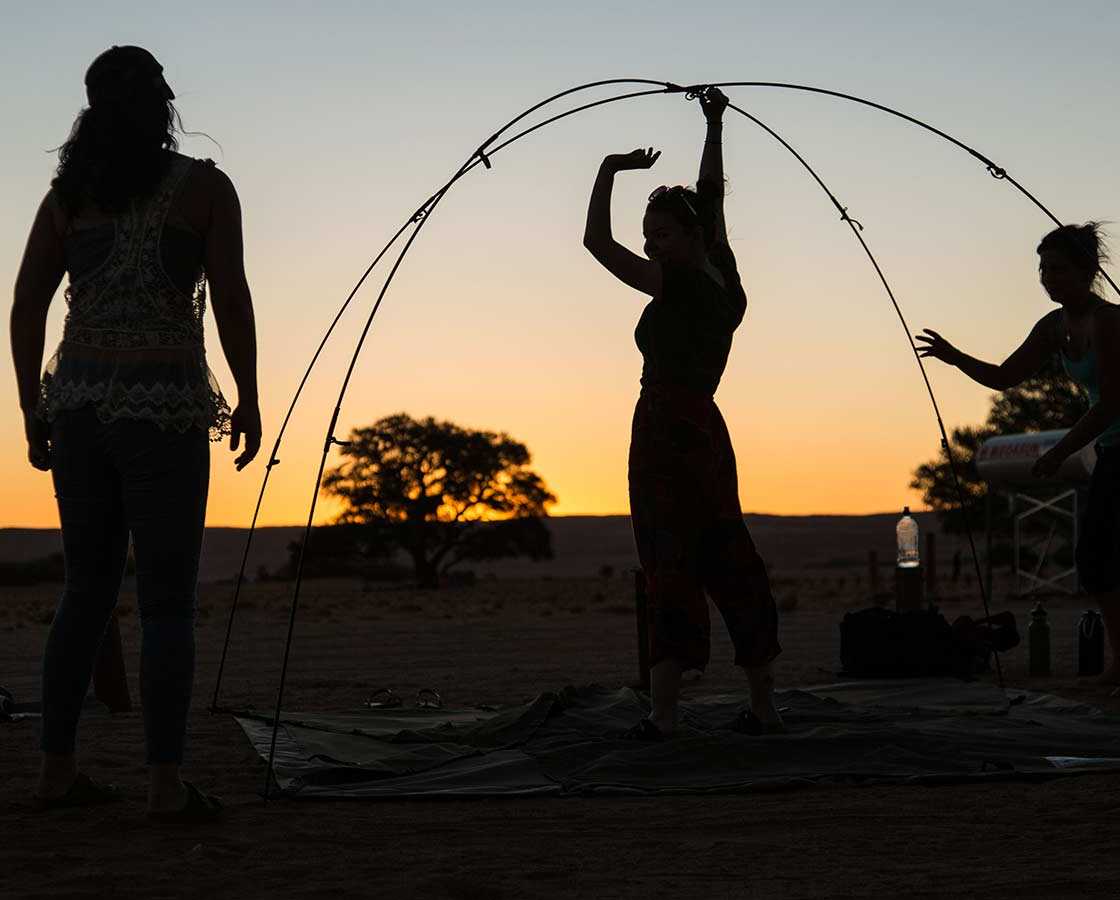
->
<box><xmin>235</xmin><ymin>679</ymin><xmax>1120</xmax><ymax>798</ymax></box>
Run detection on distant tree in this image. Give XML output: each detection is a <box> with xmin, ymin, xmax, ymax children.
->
<box><xmin>317</xmin><ymin>413</ymin><xmax>557</xmax><ymax>587</ymax></box>
<box><xmin>911</xmin><ymin>357</ymin><xmax>1088</xmax><ymax>533</ymax></box>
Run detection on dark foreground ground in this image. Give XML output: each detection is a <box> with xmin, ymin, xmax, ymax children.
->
<box><xmin>2</xmin><ymin>576</ymin><xmax>1119</xmax><ymax>900</ymax></box>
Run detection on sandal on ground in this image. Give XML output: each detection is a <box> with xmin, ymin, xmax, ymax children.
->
<box><xmin>364</xmin><ymin>687</ymin><xmax>402</xmax><ymax>709</ymax></box>
<box><xmin>147</xmin><ymin>781</ymin><xmax>223</xmax><ymax>824</ymax></box>
<box><xmin>33</xmin><ymin>772</ymin><xmax>123</xmax><ymax>811</ymax></box>
<box><xmin>732</xmin><ymin>709</ymin><xmax>787</xmax><ymax>736</ymax></box>
<box><xmin>416</xmin><ymin>687</ymin><xmax>442</xmax><ymax>709</ymax></box>
<box><xmin>620</xmin><ymin>718</ymin><xmax>667</xmax><ymax>742</ymax></box>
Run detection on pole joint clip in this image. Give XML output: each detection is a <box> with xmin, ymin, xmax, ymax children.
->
<box><xmin>839</xmin><ymin>207</ymin><xmax>864</xmax><ymax>231</ymax></box>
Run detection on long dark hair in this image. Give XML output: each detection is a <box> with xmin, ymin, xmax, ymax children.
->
<box><xmin>51</xmin><ymin>46</ymin><xmax>180</xmax><ymax>216</ymax></box>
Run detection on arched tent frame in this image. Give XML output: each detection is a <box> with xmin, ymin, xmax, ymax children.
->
<box><xmin>206</xmin><ymin>78</ymin><xmax>1119</xmax><ymax>801</ymax></box>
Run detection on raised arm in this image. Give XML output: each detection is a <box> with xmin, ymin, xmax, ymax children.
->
<box><xmin>11</xmin><ymin>192</ymin><xmax>66</xmax><ymax>470</ymax></box>
<box><xmin>202</xmin><ymin>166</ymin><xmax>261</xmax><ymax>470</ymax></box>
<box><xmin>697</xmin><ymin>87</ymin><xmax>729</xmax><ymax>247</ymax></box>
<box><xmin>582</xmin><ymin>149</ymin><xmax>661</xmax><ymax>296</ymax></box>
<box><xmin>916</xmin><ymin>311</ymin><xmax>1058</xmax><ymax>391</ymax></box>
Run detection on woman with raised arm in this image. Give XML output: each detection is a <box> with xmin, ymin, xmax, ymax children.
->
<box><xmin>10</xmin><ymin>46</ymin><xmax>261</xmax><ymax>818</ymax></box>
<box><xmin>918</xmin><ymin>223</ymin><xmax>1120</xmax><ymax>683</ymax></box>
<box><xmin>582</xmin><ymin>87</ymin><xmax>782</xmax><ymax>740</ymax></box>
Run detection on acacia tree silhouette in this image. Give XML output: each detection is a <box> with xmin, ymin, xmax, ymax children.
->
<box><xmin>318</xmin><ymin>413</ymin><xmax>556</xmax><ymax>587</ymax></box>
<box><xmin>911</xmin><ymin>357</ymin><xmax>1088</xmax><ymax>534</ymax></box>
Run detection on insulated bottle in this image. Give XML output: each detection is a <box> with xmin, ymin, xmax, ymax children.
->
<box><xmin>1078</xmin><ymin>609</ymin><xmax>1105</xmax><ymax>676</ymax></box>
<box><xmin>1028</xmin><ymin>602</ymin><xmax>1051</xmax><ymax>676</ymax></box>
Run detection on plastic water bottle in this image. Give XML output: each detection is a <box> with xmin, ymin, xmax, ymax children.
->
<box><xmin>896</xmin><ymin>507</ymin><xmax>920</xmax><ymax>569</ymax></box>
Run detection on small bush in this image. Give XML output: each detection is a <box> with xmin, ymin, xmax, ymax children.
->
<box><xmin>0</xmin><ymin>553</ymin><xmax>65</xmax><ymax>586</ymax></box>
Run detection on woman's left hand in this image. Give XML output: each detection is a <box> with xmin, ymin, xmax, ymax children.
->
<box><xmin>1032</xmin><ymin>447</ymin><xmax>1066</xmax><ymax>479</ymax></box>
<box><xmin>699</xmin><ymin>87</ymin><xmax>729</xmax><ymax>121</ymax></box>
<box><xmin>23</xmin><ymin>411</ymin><xmax>50</xmax><ymax>471</ymax></box>
<box><xmin>230</xmin><ymin>402</ymin><xmax>262</xmax><ymax>471</ymax></box>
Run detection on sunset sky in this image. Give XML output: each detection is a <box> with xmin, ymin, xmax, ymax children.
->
<box><xmin>4</xmin><ymin>1</ymin><xmax>1119</xmax><ymax>527</ymax></box>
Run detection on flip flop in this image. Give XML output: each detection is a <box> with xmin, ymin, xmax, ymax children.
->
<box><xmin>33</xmin><ymin>772</ymin><xmax>123</xmax><ymax>811</ymax></box>
<box><xmin>416</xmin><ymin>688</ymin><xmax>442</xmax><ymax>709</ymax></box>
<box><xmin>147</xmin><ymin>781</ymin><xmax>223</xmax><ymax>824</ymax></box>
<box><xmin>364</xmin><ymin>687</ymin><xmax>402</xmax><ymax>709</ymax></box>
<box><xmin>620</xmin><ymin>718</ymin><xmax>666</xmax><ymax>742</ymax></box>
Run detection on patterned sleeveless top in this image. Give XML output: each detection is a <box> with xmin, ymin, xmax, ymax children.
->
<box><xmin>37</xmin><ymin>154</ymin><xmax>231</xmax><ymax>439</ymax></box>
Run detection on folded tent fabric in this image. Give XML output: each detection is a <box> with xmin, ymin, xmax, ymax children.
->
<box><xmin>236</xmin><ymin>679</ymin><xmax>1120</xmax><ymax>799</ymax></box>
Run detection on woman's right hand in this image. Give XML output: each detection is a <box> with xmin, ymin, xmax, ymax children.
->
<box><xmin>603</xmin><ymin>148</ymin><xmax>661</xmax><ymax>172</ymax></box>
<box><xmin>915</xmin><ymin>329</ymin><xmax>963</xmax><ymax>366</ymax></box>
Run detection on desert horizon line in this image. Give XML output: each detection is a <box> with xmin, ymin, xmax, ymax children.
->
<box><xmin>0</xmin><ymin>507</ymin><xmax>935</xmax><ymax>531</ymax></box>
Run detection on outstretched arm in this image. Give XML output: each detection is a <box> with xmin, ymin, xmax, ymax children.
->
<box><xmin>11</xmin><ymin>192</ymin><xmax>65</xmax><ymax>471</ymax></box>
<box><xmin>916</xmin><ymin>311</ymin><xmax>1058</xmax><ymax>391</ymax></box>
<box><xmin>583</xmin><ymin>149</ymin><xmax>661</xmax><ymax>296</ymax></box>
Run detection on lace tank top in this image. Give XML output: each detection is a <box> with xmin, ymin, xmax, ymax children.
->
<box><xmin>37</xmin><ymin>154</ymin><xmax>231</xmax><ymax>440</ymax></box>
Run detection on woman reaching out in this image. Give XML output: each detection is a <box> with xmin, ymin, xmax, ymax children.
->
<box><xmin>918</xmin><ymin>223</ymin><xmax>1120</xmax><ymax>683</ymax></box>
<box><xmin>582</xmin><ymin>87</ymin><xmax>782</xmax><ymax>740</ymax></box>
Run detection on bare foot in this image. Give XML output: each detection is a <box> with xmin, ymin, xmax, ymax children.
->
<box><xmin>148</xmin><ymin>783</ymin><xmax>190</xmax><ymax>813</ymax></box>
<box><xmin>746</xmin><ymin>666</ymin><xmax>782</xmax><ymax>725</ymax></box>
<box><xmin>35</xmin><ymin>774</ymin><xmax>78</xmax><ymax>801</ymax></box>
<box><xmin>37</xmin><ymin>754</ymin><xmax>78</xmax><ymax>800</ymax></box>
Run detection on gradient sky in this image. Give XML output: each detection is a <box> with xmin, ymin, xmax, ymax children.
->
<box><xmin>4</xmin><ymin>1</ymin><xmax>1119</xmax><ymax>527</ymax></box>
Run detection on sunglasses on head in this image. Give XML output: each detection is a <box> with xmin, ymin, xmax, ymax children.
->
<box><xmin>648</xmin><ymin>185</ymin><xmax>697</xmax><ymax>218</ymax></box>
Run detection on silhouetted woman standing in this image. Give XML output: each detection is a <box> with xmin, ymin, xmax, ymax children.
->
<box><xmin>11</xmin><ymin>46</ymin><xmax>260</xmax><ymax>818</ymax></box>
<box><xmin>583</xmin><ymin>87</ymin><xmax>782</xmax><ymax>739</ymax></box>
<box><xmin>919</xmin><ymin>223</ymin><xmax>1120</xmax><ymax>684</ymax></box>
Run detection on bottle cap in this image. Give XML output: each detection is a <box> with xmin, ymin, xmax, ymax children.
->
<box><xmin>902</xmin><ymin>506</ymin><xmax>910</xmax><ymax>515</ymax></box>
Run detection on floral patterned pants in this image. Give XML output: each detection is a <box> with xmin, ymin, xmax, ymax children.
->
<box><xmin>628</xmin><ymin>385</ymin><xmax>780</xmax><ymax>672</ymax></box>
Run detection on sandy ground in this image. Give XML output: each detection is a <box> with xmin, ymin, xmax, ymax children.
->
<box><xmin>3</xmin><ymin>575</ymin><xmax>1119</xmax><ymax>900</ymax></box>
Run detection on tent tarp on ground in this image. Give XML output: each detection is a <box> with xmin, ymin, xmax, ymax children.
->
<box><xmin>235</xmin><ymin>679</ymin><xmax>1120</xmax><ymax>799</ymax></box>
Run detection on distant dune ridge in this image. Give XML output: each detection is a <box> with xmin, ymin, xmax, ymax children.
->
<box><xmin>1</xmin><ymin>512</ymin><xmax>950</xmax><ymax>584</ymax></box>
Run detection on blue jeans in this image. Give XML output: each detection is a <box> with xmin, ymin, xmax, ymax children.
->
<box><xmin>41</xmin><ymin>407</ymin><xmax>209</xmax><ymax>764</ymax></box>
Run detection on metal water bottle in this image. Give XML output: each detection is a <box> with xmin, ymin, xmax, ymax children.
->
<box><xmin>1078</xmin><ymin>609</ymin><xmax>1105</xmax><ymax>676</ymax></box>
<box><xmin>1028</xmin><ymin>602</ymin><xmax>1051</xmax><ymax>676</ymax></box>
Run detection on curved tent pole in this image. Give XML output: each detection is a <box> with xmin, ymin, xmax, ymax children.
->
<box><xmin>211</xmin><ymin>82</ymin><xmax>681</xmax><ymax>717</ymax></box>
<box><xmin>198</xmin><ymin>78</ymin><xmax>1113</xmax><ymax>799</ymax></box>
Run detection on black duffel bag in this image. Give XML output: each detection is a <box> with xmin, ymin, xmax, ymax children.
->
<box><xmin>840</xmin><ymin>606</ymin><xmax>958</xmax><ymax>677</ymax></box>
